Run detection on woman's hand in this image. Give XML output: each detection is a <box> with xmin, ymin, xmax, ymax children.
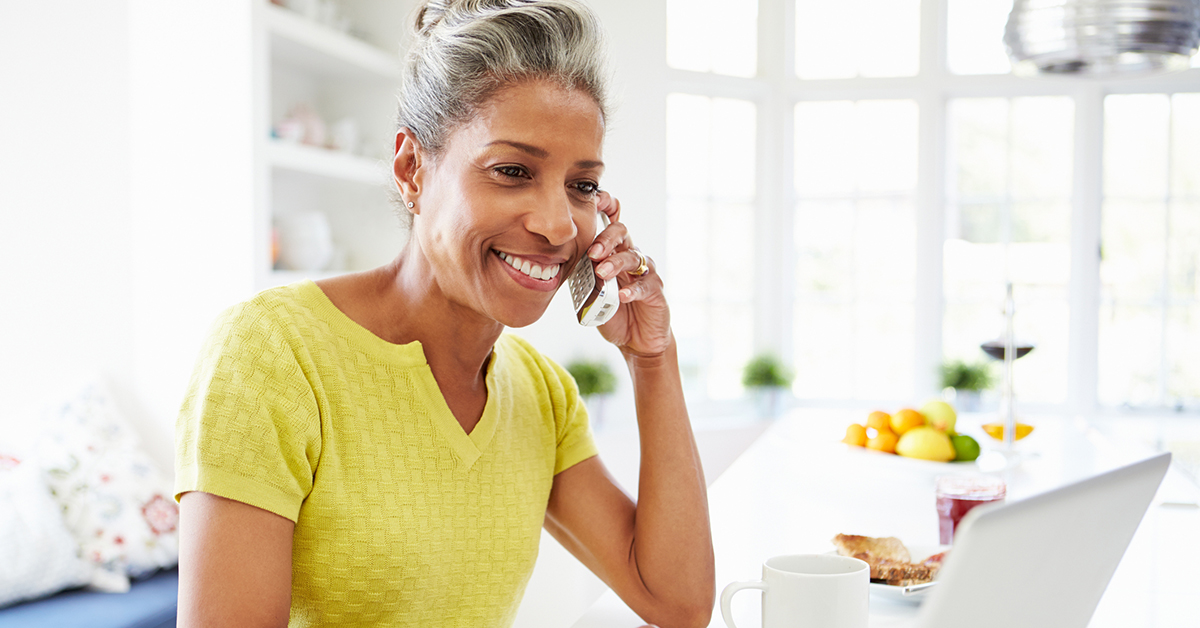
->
<box><xmin>589</xmin><ymin>191</ymin><xmax>671</xmax><ymax>357</ymax></box>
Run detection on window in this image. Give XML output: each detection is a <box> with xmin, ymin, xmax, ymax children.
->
<box><xmin>793</xmin><ymin>100</ymin><xmax>918</xmax><ymax>400</ymax></box>
<box><xmin>664</xmin><ymin>0</ymin><xmax>1200</xmax><ymax>413</ymax></box>
<box><xmin>944</xmin><ymin>97</ymin><xmax>1073</xmax><ymax>404</ymax></box>
<box><xmin>794</xmin><ymin>0</ymin><xmax>920</xmax><ymax>79</ymax></box>
<box><xmin>665</xmin><ymin>94</ymin><xmax>758</xmax><ymax>399</ymax></box>
<box><xmin>1100</xmin><ymin>94</ymin><xmax>1200</xmax><ymax>408</ymax></box>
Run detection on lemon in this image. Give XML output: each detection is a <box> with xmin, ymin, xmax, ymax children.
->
<box><xmin>920</xmin><ymin>400</ymin><xmax>957</xmax><ymax>434</ymax></box>
<box><xmin>950</xmin><ymin>434</ymin><xmax>980</xmax><ymax>462</ymax></box>
<box><xmin>982</xmin><ymin>422</ymin><xmax>1034</xmax><ymax>441</ymax></box>
<box><xmin>895</xmin><ymin>426</ymin><xmax>956</xmax><ymax>462</ymax></box>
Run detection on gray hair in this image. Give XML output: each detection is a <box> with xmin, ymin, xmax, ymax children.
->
<box><xmin>399</xmin><ymin>0</ymin><xmax>610</xmax><ymax>154</ymax></box>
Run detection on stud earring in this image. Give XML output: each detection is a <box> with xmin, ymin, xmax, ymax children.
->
<box><xmin>406</xmin><ymin>201</ymin><xmax>414</xmax><ymax>209</ymax></box>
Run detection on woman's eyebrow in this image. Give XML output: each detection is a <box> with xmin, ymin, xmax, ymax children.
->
<box><xmin>486</xmin><ymin>139</ymin><xmax>548</xmax><ymax>158</ymax></box>
<box><xmin>485</xmin><ymin>139</ymin><xmax>604</xmax><ymax>170</ymax></box>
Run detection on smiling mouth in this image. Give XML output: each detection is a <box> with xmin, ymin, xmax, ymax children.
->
<box><xmin>495</xmin><ymin>250</ymin><xmax>562</xmax><ymax>281</ymax></box>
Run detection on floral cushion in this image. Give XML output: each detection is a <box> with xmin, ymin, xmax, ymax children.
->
<box><xmin>34</xmin><ymin>378</ymin><xmax>179</xmax><ymax>591</ymax></box>
<box><xmin>0</xmin><ymin>452</ymin><xmax>94</xmax><ymax>608</ymax></box>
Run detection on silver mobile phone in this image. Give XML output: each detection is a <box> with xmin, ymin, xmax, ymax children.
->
<box><xmin>566</xmin><ymin>214</ymin><xmax>619</xmax><ymax>327</ymax></box>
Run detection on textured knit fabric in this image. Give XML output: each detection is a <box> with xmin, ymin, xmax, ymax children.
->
<box><xmin>175</xmin><ymin>280</ymin><xmax>598</xmax><ymax>628</ymax></box>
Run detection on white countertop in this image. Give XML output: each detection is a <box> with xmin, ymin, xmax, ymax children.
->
<box><xmin>570</xmin><ymin>409</ymin><xmax>1200</xmax><ymax>628</ymax></box>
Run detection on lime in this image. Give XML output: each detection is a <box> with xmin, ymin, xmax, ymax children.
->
<box><xmin>951</xmin><ymin>434</ymin><xmax>981</xmax><ymax>462</ymax></box>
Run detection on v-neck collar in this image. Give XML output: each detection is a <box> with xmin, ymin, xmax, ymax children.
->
<box><xmin>418</xmin><ymin>356</ymin><xmax>499</xmax><ymax>469</ymax></box>
<box><xmin>300</xmin><ymin>279</ymin><xmax>501</xmax><ymax>469</ymax></box>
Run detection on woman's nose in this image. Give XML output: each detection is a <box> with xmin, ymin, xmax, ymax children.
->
<box><xmin>524</xmin><ymin>188</ymin><xmax>578</xmax><ymax>246</ymax></box>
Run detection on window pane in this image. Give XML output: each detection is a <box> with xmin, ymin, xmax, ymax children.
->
<box><xmin>796</xmin><ymin>100</ymin><xmax>918</xmax><ymax>196</ymax></box>
<box><xmin>948</xmin><ymin>98</ymin><xmax>1009</xmax><ymax>198</ymax></box>
<box><xmin>793</xmin><ymin>304</ymin><xmax>853</xmax><ymax>398</ymax></box>
<box><xmin>855</xmin><ymin>101</ymin><xmax>919</xmax><ymax>195</ymax></box>
<box><xmin>1169</xmin><ymin>202</ymin><xmax>1200</xmax><ymax>300</ymax></box>
<box><xmin>1012</xmin><ymin>200</ymin><xmax>1070</xmax><ymax>243</ymax></box>
<box><xmin>1098</xmin><ymin>304</ymin><xmax>1162</xmax><ymax>407</ymax></box>
<box><xmin>667</xmin><ymin>0</ymin><xmax>757</xmax><ymax>77</ymax></box>
<box><xmin>947</xmin><ymin>0</ymin><xmax>1013</xmax><ymax>75</ymax></box>
<box><xmin>794</xmin><ymin>100</ymin><xmax>918</xmax><ymax>401</ymax></box>
<box><xmin>1167</xmin><ymin>306</ymin><xmax>1200</xmax><ymax>402</ymax></box>
<box><xmin>1011</xmin><ymin>98</ymin><xmax>1073</xmax><ymax>198</ymax></box>
<box><xmin>795</xmin><ymin>0</ymin><xmax>919</xmax><ymax>79</ymax></box>
<box><xmin>666</xmin><ymin>94</ymin><xmax>757</xmax><ymax>400</ymax></box>
<box><xmin>1102</xmin><ymin>200</ymin><xmax>1166</xmax><ymax>303</ymax></box>
<box><xmin>795</xmin><ymin>200</ymin><xmax>854</xmax><ymax>296</ymax></box>
<box><xmin>1101</xmin><ymin>94</ymin><xmax>1200</xmax><ymax>408</ymax></box>
<box><xmin>795</xmin><ymin>101</ymin><xmax>857</xmax><ymax>196</ymax></box>
<box><xmin>1171</xmin><ymin>93</ymin><xmax>1200</xmax><ymax>199</ymax></box>
<box><xmin>945</xmin><ymin>97</ymin><xmax>1073</xmax><ymax>404</ymax></box>
<box><xmin>1105</xmin><ymin>94</ymin><xmax>1170</xmax><ymax>199</ymax></box>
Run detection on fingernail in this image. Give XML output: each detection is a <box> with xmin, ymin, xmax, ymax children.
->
<box><xmin>596</xmin><ymin>262</ymin><xmax>613</xmax><ymax>277</ymax></box>
<box><xmin>588</xmin><ymin>243</ymin><xmax>603</xmax><ymax>259</ymax></box>
<box><xmin>619</xmin><ymin>288</ymin><xmax>632</xmax><ymax>301</ymax></box>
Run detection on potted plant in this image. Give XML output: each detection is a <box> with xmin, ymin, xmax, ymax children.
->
<box><xmin>742</xmin><ymin>354</ymin><xmax>793</xmax><ymax>419</ymax></box>
<box><xmin>566</xmin><ymin>359</ymin><xmax>617</xmax><ymax>427</ymax></box>
<box><xmin>939</xmin><ymin>359</ymin><xmax>994</xmax><ymax>411</ymax></box>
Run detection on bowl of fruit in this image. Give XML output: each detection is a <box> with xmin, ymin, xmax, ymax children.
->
<box><xmin>841</xmin><ymin>401</ymin><xmax>982</xmax><ymax>463</ymax></box>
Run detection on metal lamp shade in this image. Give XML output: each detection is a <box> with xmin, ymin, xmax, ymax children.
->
<box><xmin>1005</xmin><ymin>0</ymin><xmax>1200</xmax><ymax>76</ymax></box>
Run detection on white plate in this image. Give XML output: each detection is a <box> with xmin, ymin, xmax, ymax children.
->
<box><xmin>867</xmin><ymin>544</ymin><xmax>951</xmax><ymax>603</ymax></box>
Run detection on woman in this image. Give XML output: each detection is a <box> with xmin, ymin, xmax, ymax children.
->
<box><xmin>174</xmin><ymin>1</ymin><xmax>714</xmax><ymax>627</ymax></box>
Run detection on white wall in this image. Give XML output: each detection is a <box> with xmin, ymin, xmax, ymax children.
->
<box><xmin>0</xmin><ymin>2</ymin><xmax>164</xmax><ymax>461</ymax></box>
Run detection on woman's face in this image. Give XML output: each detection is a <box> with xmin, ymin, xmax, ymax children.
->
<box><xmin>411</xmin><ymin>80</ymin><xmax>606</xmax><ymax>328</ymax></box>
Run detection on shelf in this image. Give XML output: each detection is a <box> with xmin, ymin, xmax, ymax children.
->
<box><xmin>267</xmin><ymin>140</ymin><xmax>389</xmax><ymax>185</ymax></box>
<box><xmin>265</xmin><ymin>3</ymin><xmax>400</xmax><ymax>81</ymax></box>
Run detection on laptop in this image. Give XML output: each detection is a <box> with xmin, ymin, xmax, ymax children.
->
<box><xmin>917</xmin><ymin>452</ymin><xmax>1172</xmax><ymax>628</ymax></box>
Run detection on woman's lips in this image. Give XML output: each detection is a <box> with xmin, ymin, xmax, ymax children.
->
<box><xmin>494</xmin><ymin>249</ymin><xmax>564</xmax><ymax>292</ymax></box>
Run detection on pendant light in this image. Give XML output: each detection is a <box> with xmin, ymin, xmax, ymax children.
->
<box><xmin>1005</xmin><ymin>0</ymin><xmax>1200</xmax><ymax>76</ymax></box>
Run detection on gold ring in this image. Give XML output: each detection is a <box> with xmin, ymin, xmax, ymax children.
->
<box><xmin>630</xmin><ymin>249</ymin><xmax>650</xmax><ymax>276</ymax></box>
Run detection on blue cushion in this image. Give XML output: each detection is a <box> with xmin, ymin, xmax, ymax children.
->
<box><xmin>0</xmin><ymin>569</ymin><xmax>177</xmax><ymax>628</ymax></box>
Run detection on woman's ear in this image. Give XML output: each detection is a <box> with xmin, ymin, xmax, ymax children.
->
<box><xmin>393</xmin><ymin>128</ymin><xmax>425</xmax><ymax>214</ymax></box>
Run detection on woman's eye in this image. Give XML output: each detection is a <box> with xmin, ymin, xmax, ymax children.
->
<box><xmin>572</xmin><ymin>181</ymin><xmax>599</xmax><ymax>196</ymax></box>
<box><xmin>495</xmin><ymin>165</ymin><xmax>529</xmax><ymax>179</ymax></box>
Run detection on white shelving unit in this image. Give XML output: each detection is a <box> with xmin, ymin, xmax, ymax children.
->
<box><xmin>266</xmin><ymin>140</ymin><xmax>388</xmax><ymax>185</ymax></box>
<box><xmin>255</xmin><ymin>0</ymin><xmax>413</xmax><ymax>290</ymax></box>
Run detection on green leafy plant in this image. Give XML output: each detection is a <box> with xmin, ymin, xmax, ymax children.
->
<box><xmin>939</xmin><ymin>359</ymin><xmax>994</xmax><ymax>392</ymax></box>
<box><xmin>566</xmin><ymin>359</ymin><xmax>617</xmax><ymax>397</ymax></box>
<box><xmin>742</xmin><ymin>354</ymin><xmax>793</xmax><ymax>389</ymax></box>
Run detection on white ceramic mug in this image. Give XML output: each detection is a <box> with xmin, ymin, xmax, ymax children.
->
<box><xmin>721</xmin><ymin>554</ymin><xmax>869</xmax><ymax>628</ymax></box>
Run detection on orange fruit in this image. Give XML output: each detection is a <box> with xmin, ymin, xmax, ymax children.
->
<box><xmin>842</xmin><ymin>423</ymin><xmax>868</xmax><ymax>447</ymax></box>
<box><xmin>866</xmin><ymin>429</ymin><xmax>899</xmax><ymax>454</ymax></box>
<box><xmin>866</xmin><ymin>411</ymin><xmax>892</xmax><ymax>433</ymax></box>
<box><xmin>982</xmin><ymin>422</ymin><xmax>1035</xmax><ymax>441</ymax></box>
<box><xmin>890</xmin><ymin>408</ymin><xmax>926</xmax><ymax>435</ymax></box>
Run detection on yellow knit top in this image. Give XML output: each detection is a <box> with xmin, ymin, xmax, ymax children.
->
<box><xmin>175</xmin><ymin>281</ymin><xmax>598</xmax><ymax>627</ymax></box>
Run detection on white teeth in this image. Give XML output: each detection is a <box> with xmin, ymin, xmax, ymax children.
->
<box><xmin>496</xmin><ymin>251</ymin><xmax>561</xmax><ymax>281</ymax></box>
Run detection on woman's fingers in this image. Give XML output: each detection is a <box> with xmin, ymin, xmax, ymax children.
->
<box><xmin>587</xmin><ymin>219</ymin><xmax>628</xmax><ymax>263</ymax></box>
<box><xmin>597</xmin><ymin>190</ymin><xmax>621</xmax><ymax>223</ymax></box>
<box><xmin>594</xmin><ymin>246</ymin><xmax>651</xmax><ymax>281</ymax></box>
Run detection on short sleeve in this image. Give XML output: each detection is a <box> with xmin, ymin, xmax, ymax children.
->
<box><xmin>544</xmin><ymin>358</ymin><xmax>599</xmax><ymax>476</ymax></box>
<box><xmin>174</xmin><ymin>300</ymin><xmax>322</xmax><ymax>522</ymax></box>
